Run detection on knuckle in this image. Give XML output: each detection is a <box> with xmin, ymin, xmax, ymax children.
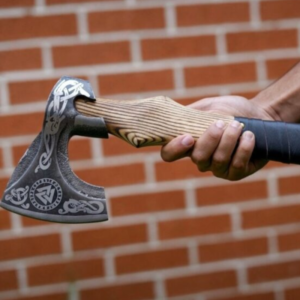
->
<box><xmin>239</xmin><ymin>143</ymin><xmax>253</xmax><ymax>155</ymax></box>
<box><xmin>197</xmin><ymin>161</ymin><xmax>211</xmax><ymax>172</ymax></box>
<box><xmin>231</xmin><ymin>160</ymin><xmax>246</xmax><ymax>170</ymax></box>
<box><xmin>226</xmin><ymin>130</ymin><xmax>240</xmax><ymax>141</ymax></box>
<box><xmin>190</xmin><ymin>150</ymin><xmax>206</xmax><ymax>164</ymax></box>
<box><xmin>160</xmin><ymin>151</ymin><xmax>174</xmax><ymax>163</ymax></box>
<box><xmin>207</xmin><ymin>129</ymin><xmax>222</xmax><ymax>141</ymax></box>
<box><xmin>212</xmin><ymin>154</ymin><xmax>228</xmax><ymax>167</ymax></box>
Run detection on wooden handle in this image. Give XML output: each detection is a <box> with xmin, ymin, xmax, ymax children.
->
<box><xmin>75</xmin><ymin>96</ymin><xmax>234</xmax><ymax>147</ymax></box>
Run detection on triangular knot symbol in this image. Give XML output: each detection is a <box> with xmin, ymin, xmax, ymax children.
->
<box><xmin>35</xmin><ymin>185</ymin><xmax>55</xmax><ymax>205</ymax></box>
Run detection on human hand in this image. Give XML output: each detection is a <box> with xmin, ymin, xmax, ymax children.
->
<box><xmin>161</xmin><ymin>96</ymin><xmax>274</xmax><ymax>181</ymax></box>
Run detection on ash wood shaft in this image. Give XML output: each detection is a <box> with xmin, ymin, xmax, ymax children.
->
<box><xmin>75</xmin><ymin>96</ymin><xmax>234</xmax><ymax>147</ymax></box>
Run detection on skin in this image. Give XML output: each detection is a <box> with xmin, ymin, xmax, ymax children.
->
<box><xmin>161</xmin><ymin>62</ymin><xmax>300</xmax><ymax>181</ymax></box>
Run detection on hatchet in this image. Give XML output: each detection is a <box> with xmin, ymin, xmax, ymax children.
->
<box><xmin>1</xmin><ymin>76</ymin><xmax>299</xmax><ymax>223</ymax></box>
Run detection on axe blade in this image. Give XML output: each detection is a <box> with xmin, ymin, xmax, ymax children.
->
<box><xmin>0</xmin><ymin>77</ymin><xmax>109</xmax><ymax>223</ymax></box>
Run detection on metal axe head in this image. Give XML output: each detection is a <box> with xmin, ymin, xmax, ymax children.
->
<box><xmin>0</xmin><ymin>77</ymin><xmax>109</xmax><ymax>223</ymax></box>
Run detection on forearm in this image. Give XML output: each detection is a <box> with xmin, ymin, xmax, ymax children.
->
<box><xmin>251</xmin><ymin>61</ymin><xmax>300</xmax><ymax>123</ymax></box>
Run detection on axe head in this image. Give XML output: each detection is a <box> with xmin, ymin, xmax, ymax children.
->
<box><xmin>0</xmin><ymin>77</ymin><xmax>109</xmax><ymax>223</ymax></box>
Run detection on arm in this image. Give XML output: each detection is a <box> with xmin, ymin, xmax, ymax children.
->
<box><xmin>161</xmin><ymin>61</ymin><xmax>300</xmax><ymax>181</ymax></box>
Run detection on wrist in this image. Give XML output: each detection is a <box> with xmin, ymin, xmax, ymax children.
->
<box><xmin>250</xmin><ymin>91</ymin><xmax>283</xmax><ymax>122</ymax></box>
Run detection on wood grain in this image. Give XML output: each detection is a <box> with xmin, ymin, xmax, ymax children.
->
<box><xmin>75</xmin><ymin>96</ymin><xmax>234</xmax><ymax>147</ymax></box>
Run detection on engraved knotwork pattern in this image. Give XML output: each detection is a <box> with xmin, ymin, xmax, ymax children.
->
<box><xmin>35</xmin><ymin>79</ymin><xmax>90</xmax><ymax>173</ymax></box>
<box><xmin>5</xmin><ymin>186</ymin><xmax>30</xmax><ymax>209</ymax></box>
<box><xmin>58</xmin><ymin>199</ymin><xmax>105</xmax><ymax>215</ymax></box>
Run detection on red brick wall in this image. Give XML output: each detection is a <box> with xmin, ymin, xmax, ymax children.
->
<box><xmin>0</xmin><ymin>0</ymin><xmax>300</xmax><ymax>299</ymax></box>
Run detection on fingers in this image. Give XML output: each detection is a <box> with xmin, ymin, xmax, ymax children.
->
<box><xmin>209</xmin><ymin>120</ymin><xmax>243</xmax><ymax>176</ymax></box>
<box><xmin>190</xmin><ymin>120</ymin><xmax>252</xmax><ymax>180</ymax></box>
<box><xmin>161</xmin><ymin>134</ymin><xmax>195</xmax><ymax>162</ymax></box>
<box><xmin>190</xmin><ymin>120</ymin><xmax>226</xmax><ymax>172</ymax></box>
<box><xmin>228</xmin><ymin>131</ymin><xmax>255</xmax><ymax>179</ymax></box>
<box><xmin>161</xmin><ymin>120</ymin><xmax>257</xmax><ymax>181</ymax></box>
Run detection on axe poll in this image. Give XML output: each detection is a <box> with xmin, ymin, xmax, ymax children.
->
<box><xmin>1</xmin><ymin>76</ymin><xmax>299</xmax><ymax>224</ymax></box>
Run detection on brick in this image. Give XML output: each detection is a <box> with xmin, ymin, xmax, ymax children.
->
<box><xmin>278</xmin><ymin>231</ymin><xmax>300</xmax><ymax>252</ymax></box>
<box><xmin>279</xmin><ymin>175</ymin><xmax>300</xmax><ymax>195</ymax></box>
<box><xmin>248</xmin><ymin>259</ymin><xmax>300</xmax><ymax>283</ymax></box>
<box><xmin>111</xmin><ymin>190</ymin><xmax>185</xmax><ymax>216</ymax></box>
<box><xmin>98</xmin><ymin>69</ymin><xmax>174</xmax><ymax>95</ymax></box>
<box><xmin>185</xmin><ymin>62</ymin><xmax>256</xmax><ymax>88</ymax></box>
<box><xmin>0</xmin><ymin>112</ymin><xmax>43</xmax><ymax>137</ymax></box>
<box><xmin>89</xmin><ymin>8</ymin><xmax>164</xmax><ymax>33</ymax></box>
<box><xmin>0</xmin><ymin>0</ymin><xmax>34</xmax><ymax>7</ymax></box>
<box><xmin>48</xmin><ymin>0</ymin><xmax>119</xmax><ymax>4</ymax></box>
<box><xmin>243</xmin><ymin>204</ymin><xmax>300</xmax><ymax>229</ymax></box>
<box><xmin>285</xmin><ymin>287</ymin><xmax>300</xmax><ymax>300</ymax></box>
<box><xmin>166</xmin><ymin>270</ymin><xmax>237</xmax><ymax>297</ymax></box>
<box><xmin>199</xmin><ymin>237</ymin><xmax>268</xmax><ymax>262</ymax></box>
<box><xmin>28</xmin><ymin>258</ymin><xmax>104</xmax><ymax>286</ymax></box>
<box><xmin>7</xmin><ymin>294</ymin><xmax>67</xmax><ymax>300</ymax></box>
<box><xmin>142</xmin><ymin>35</ymin><xmax>216</xmax><ymax>60</ymax></box>
<box><xmin>9</xmin><ymin>79</ymin><xmax>57</xmax><ymax>105</ymax></box>
<box><xmin>69</xmin><ymin>138</ymin><xmax>92</xmax><ymax>161</ymax></box>
<box><xmin>155</xmin><ymin>159</ymin><xmax>212</xmax><ymax>182</ymax></box>
<box><xmin>0</xmin><ymin>148</ymin><xmax>3</xmax><ymax>169</ymax></box>
<box><xmin>72</xmin><ymin>223</ymin><xmax>148</xmax><ymax>250</ymax></box>
<box><xmin>81</xmin><ymin>281</ymin><xmax>154</xmax><ymax>300</ymax></box>
<box><xmin>261</xmin><ymin>0</ymin><xmax>300</xmax><ymax>20</ymax></box>
<box><xmin>266</xmin><ymin>58</ymin><xmax>299</xmax><ymax>80</ymax></box>
<box><xmin>264</xmin><ymin>161</ymin><xmax>286</xmax><ymax>169</ymax></box>
<box><xmin>53</xmin><ymin>41</ymin><xmax>131</xmax><ymax>68</ymax></box>
<box><xmin>116</xmin><ymin>247</ymin><xmax>189</xmax><ymax>274</ymax></box>
<box><xmin>0</xmin><ymin>178</ymin><xmax>9</xmax><ymax>195</ymax></box>
<box><xmin>196</xmin><ymin>181</ymin><xmax>268</xmax><ymax>206</ymax></box>
<box><xmin>0</xmin><ymin>15</ymin><xmax>77</xmax><ymax>41</ymax></box>
<box><xmin>209</xmin><ymin>291</ymin><xmax>275</xmax><ymax>300</ymax></box>
<box><xmin>102</xmin><ymin>136</ymin><xmax>160</xmax><ymax>156</ymax></box>
<box><xmin>21</xmin><ymin>216</ymin><xmax>52</xmax><ymax>227</ymax></box>
<box><xmin>74</xmin><ymin>163</ymin><xmax>145</xmax><ymax>187</ymax></box>
<box><xmin>0</xmin><ymin>48</ymin><xmax>42</xmax><ymax>72</ymax></box>
<box><xmin>0</xmin><ymin>270</ymin><xmax>18</xmax><ymax>291</ymax></box>
<box><xmin>227</xmin><ymin>29</ymin><xmax>298</xmax><ymax>53</ymax></box>
<box><xmin>0</xmin><ymin>234</ymin><xmax>61</xmax><ymax>261</ymax></box>
<box><xmin>159</xmin><ymin>214</ymin><xmax>231</xmax><ymax>240</ymax></box>
<box><xmin>177</xmin><ymin>3</ymin><xmax>249</xmax><ymax>27</ymax></box>
<box><xmin>0</xmin><ymin>209</ymin><xmax>11</xmax><ymax>230</ymax></box>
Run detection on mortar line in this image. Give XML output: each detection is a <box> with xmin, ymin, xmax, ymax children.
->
<box><xmin>77</xmin><ymin>9</ymin><xmax>89</xmax><ymax>42</ymax></box>
<box><xmin>103</xmin><ymin>250</ymin><xmax>116</xmax><ymax>279</ymax></box>
<box><xmin>60</xmin><ymin>227</ymin><xmax>73</xmax><ymax>258</ymax></box>
<box><xmin>41</xmin><ymin>43</ymin><xmax>53</xmax><ymax>71</ymax></box>
<box><xmin>188</xmin><ymin>239</ymin><xmax>199</xmax><ymax>265</ymax></box>
<box><xmin>216</xmin><ymin>29</ymin><xmax>228</xmax><ymax>62</ymax></box>
<box><xmin>267</xmin><ymin>228</ymin><xmax>279</xmax><ymax>257</ymax></box>
<box><xmin>154</xmin><ymin>274</ymin><xmax>166</xmax><ymax>300</ymax></box>
<box><xmin>16</xmin><ymin>262</ymin><xmax>29</xmax><ymax>293</ymax></box>
<box><xmin>165</xmin><ymin>2</ymin><xmax>177</xmax><ymax>36</ymax></box>
<box><xmin>249</xmin><ymin>0</ymin><xmax>261</xmax><ymax>29</ymax></box>
<box><xmin>2</xmin><ymin>140</ymin><xmax>14</xmax><ymax>169</ymax></box>
<box><xmin>0</xmin><ymin>79</ymin><xmax>10</xmax><ymax>111</ymax></box>
<box><xmin>236</xmin><ymin>262</ymin><xmax>249</xmax><ymax>292</ymax></box>
<box><xmin>185</xmin><ymin>187</ymin><xmax>197</xmax><ymax>215</ymax></box>
<box><xmin>173</xmin><ymin>65</ymin><xmax>185</xmax><ymax>95</ymax></box>
<box><xmin>130</xmin><ymin>35</ymin><xmax>142</xmax><ymax>65</ymax></box>
<box><xmin>68</xmin><ymin>282</ymin><xmax>80</xmax><ymax>300</ymax></box>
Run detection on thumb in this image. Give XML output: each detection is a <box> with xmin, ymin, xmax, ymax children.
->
<box><xmin>161</xmin><ymin>135</ymin><xmax>195</xmax><ymax>162</ymax></box>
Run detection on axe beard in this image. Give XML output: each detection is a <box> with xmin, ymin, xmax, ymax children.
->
<box><xmin>1</xmin><ymin>77</ymin><xmax>109</xmax><ymax>224</ymax></box>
